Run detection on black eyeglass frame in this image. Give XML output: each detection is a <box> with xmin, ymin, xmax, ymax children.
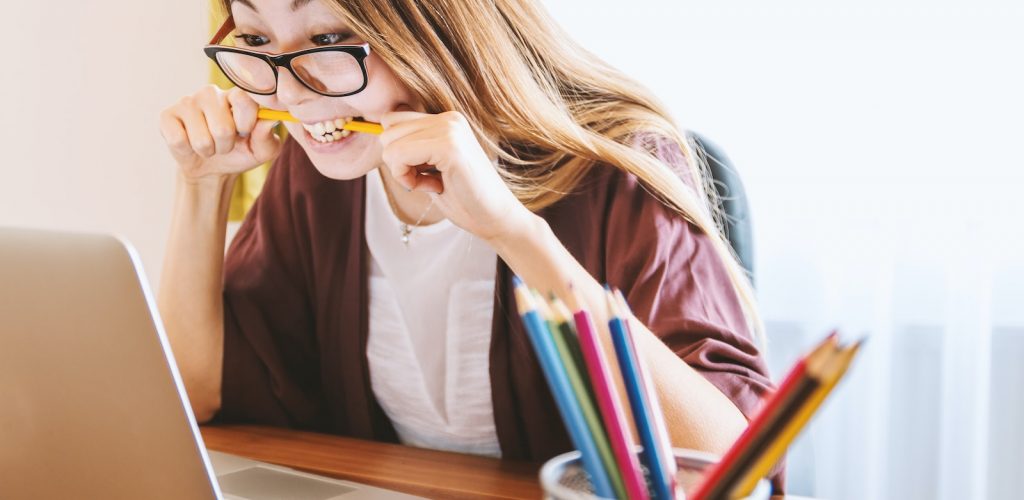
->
<box><xmin>204</xmin><ymin>15</ymin><xmax>371</xmax><ymax>97</ymax></box>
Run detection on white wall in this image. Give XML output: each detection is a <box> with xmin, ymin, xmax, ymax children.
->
<box><xmin>0</xmin><ymin>0</ymin><xmax>208</xmax><ymax>285</ymax></box>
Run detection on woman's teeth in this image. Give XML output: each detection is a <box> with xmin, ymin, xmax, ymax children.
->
<box><xmin>302</xmin><ymin>116</ymin><xmax>358</xmax><ymax>143</ymax></box>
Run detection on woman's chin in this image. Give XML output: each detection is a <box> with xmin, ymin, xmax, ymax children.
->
<box><xmin>294</xmin><ymin>130</ymin><xmax>380</xmax><ymax>180</ymax></box>
<box><xmin>310</xmin><ymin>162</ymin><xmax>376</xmax><ymax>181</ymax></box>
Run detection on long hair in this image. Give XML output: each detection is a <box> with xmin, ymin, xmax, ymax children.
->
<box><xmin>216</xmin><ymin>0</ymin><xmax>765</xmax><ymax>344</ymax></box>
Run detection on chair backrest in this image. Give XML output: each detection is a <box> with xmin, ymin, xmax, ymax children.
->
<box><xmin>688</xmin><ymin>132</ymin><xmax>755</xmax><ymax>285</ymax></box>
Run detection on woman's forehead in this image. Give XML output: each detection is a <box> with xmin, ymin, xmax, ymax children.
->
<box><xmin>231</xmin><ymin>0</ymin><xmax>314</xmax><ymax>13</ymax></box>
<box><xmin>231</xmin><ymin>0</ymin><xmax>348</xmax><ymax>29</ymax></box>
<box><xmin>231</xmin><ymin>0</ymin><xmax>342</xmax><ymax>19</ymax></box>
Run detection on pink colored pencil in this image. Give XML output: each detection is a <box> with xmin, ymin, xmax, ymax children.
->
<box><xmin>567</xmin><ymin>300</ymin><xmax>650</xmax><ymax>500</ymax></box>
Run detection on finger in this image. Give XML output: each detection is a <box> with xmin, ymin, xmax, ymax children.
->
<box><xmin>384</xmin><ymin>129</ymin><xmax>452</xmax><ymax>170</ymax></box>
<box><xmin>379</xmin><ymin>115</ymin><xmax>444</xmax><ymax>149</ymax></box>
<box><xmin>179</xmin><ymin>104</ymin><xmax>217</xmax><ymax>158</ymax></box>
<box><xmin>380</xmin><ymin>108</ymin><xmax>427</xmax><ymax>129</ymax></box>
<box><xmin>381</xmin><ymin>136</ymin><xmax>442</xmax><ymax>190</ymax></box>
<box><xmin>197</xmin><ymin>89</ymin><xmax>237</xmax><ymax>155</ymax></box>
<box><xmin>227</xmin><ymin>87</ymin><xmax>259</xmax><ymax>138</ymax></box>
<box><xmin>249</xmin><ymin>119</ymin><xmax>283</xmax><ymax>163</ymax></box>
<box><xmin>410</xmin><ymin>172</ymin><xmax>444</xmax><ymax>195</ymax></box>
<box><xmin>393</xmin><ymin>165</ymin><xmax>441</xmax><ymax>193</ymax></box>
<box><xmin>383</xmin><ymin>160</ymin><xmax>417</xmax><ymax>192</ymax></box>
<box><xmin>159</xmin><ymin>109</ymin><xmax>197</xmax><ymax>160</ymax></box>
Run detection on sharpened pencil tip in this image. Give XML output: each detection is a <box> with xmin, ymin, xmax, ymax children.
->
<box><xmin>604</xmin><ymin>288</ymin><xmax>621</xmax><ymax>317</ymax></box>
<box><xmin>512</xmin><ymin>282</ymin><xmax>535</xmax><ymax>315</ymax></box>
<box><xmin>850</xmin><ymin>337</ymin><xmax>867</xmax><ymax>352</ymax></box>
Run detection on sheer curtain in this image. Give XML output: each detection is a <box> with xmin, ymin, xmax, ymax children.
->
<box><xmin>546</xmin><ymin>1</ymin><xmax>1024</xmax><ymax>498</ymax></box>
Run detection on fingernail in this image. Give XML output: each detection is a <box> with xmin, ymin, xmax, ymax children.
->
<box><xmin>238</xmin><ymin>131</ymin><xmax>250</xmax><ymax>138</ymax></box>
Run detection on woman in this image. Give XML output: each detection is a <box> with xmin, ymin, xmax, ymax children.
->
<box><xmin>158</xmin><ymin>0</ymin><xmax>778</xmax><ymax>489</ymax></box>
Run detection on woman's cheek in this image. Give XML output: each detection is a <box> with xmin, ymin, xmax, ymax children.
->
<box><xmin>249</xmin><ymin>94</ymin><xmax>278</xmax><ymax>110</ymax></box>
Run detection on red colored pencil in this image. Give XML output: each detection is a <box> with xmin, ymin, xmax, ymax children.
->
<box><xmin>689</xmin><ymin>333</ymin><xmax>839</xmax><ymax>500</ymax></box>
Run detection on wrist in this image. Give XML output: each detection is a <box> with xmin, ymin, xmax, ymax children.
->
<box><xmin>174</xmin><ymin>171</ymin><xmax>239</xmax><ymax>225</ymax></box>
<box><xmin>485</xmin><ymin>205</ymin><xmax>543</xmax><ymax>250</ymax></box>
<box><xmin>177</xmin><ymin>171</ymin><xmax>238</xmax><ymax>198</ymax></box>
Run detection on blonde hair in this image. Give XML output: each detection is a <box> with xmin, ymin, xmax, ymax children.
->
<box><xmin>217</xmin><ymin>0</ymin><xmax>764</xmax><ymax>345</ymax></box>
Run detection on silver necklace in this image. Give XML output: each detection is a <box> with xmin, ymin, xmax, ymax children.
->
<box><xmin>383</xmin><ymin>184</ymin><xmax>436</xmax><ymax>246</ymax></box>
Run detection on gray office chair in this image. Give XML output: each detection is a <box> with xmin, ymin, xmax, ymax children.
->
<box><xmin>688</xmin><ymin>132</ymin><xmax>754</xmax><ymax>285</ymax></box>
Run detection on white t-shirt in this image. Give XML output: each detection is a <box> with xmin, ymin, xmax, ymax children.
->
<box><xmin>364</xmin><ymin>168</ymin><xmax>502</xmax><ymax>457</ymax></box>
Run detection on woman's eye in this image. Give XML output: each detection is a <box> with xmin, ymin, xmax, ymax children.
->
<box><xmin>311</xmin><ymin>33</ymin><xmax>349</xmax><ymax>45</ymax></box>
<box><xmin>234</xmin><ymin>34</ymin><xmax>269</xmax><ymax>47</ymax></box>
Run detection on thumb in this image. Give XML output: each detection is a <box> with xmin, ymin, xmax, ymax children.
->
<box><xmin>249</xmin><ymin>119</ymin><xmax>283</xmax><ymax>163</ymax></box>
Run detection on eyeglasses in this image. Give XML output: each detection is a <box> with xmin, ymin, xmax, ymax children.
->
<box><xmin>204</xmin><ymin>15</ymin><xmax>370</xmax><ymax>97</ymax></box>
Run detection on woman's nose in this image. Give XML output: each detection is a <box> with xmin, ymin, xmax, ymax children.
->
<box><xmin>274</xmin><ymin>69</ymin><xmax>316</xmax><ymax>107</ymax></box>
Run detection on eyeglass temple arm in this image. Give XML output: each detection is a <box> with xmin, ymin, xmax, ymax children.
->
<box><xmin>209</xmin><ymin>14</ymin><xmax>236</xmax><ymax>46</ymax></box>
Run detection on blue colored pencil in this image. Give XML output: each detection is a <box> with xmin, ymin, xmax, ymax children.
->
<box><xmin>614</xmin><ymin>289</ymin><xmax>679</xmax><ymax>491</ymax></box>
<box><xmin>607</xmin><ymin>287</ymin><xmax>678</xmax><ymax>500</ymax></box>
<box><xmin>512</xmin><ymin>277</ymin><xmax>616</xmax><ymax>498</ymax></box>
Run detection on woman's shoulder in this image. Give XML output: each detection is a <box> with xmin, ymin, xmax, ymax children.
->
<box><xmin>542</xmin><ymin>131</ymin><xmax>696</xmax><ymax>224</ymax></box>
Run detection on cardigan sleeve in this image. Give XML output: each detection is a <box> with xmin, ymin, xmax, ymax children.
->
<box><xmin>213</xmin><ymin>139</ymin><xmax>325</xmax><ymax>427</ymax></box>
<box><xmin>603</xmin><ymin>135</ymin><xmax>774</xmax><ymax>423</ymax></box>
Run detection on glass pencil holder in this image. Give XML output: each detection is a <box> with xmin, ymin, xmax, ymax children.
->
<box><xmin>539</xmin><ymin>448</ymin><xmax>771</xmax><ymax>500</ymax></box>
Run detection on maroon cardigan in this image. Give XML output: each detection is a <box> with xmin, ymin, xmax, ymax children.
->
<box><xmin>215</xmin><ymin>135</ymin><xmax>780</xmax><ymax>489</ymax></box>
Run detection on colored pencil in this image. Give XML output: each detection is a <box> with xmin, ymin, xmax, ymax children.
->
<box><xmin>511</xmin><ymin>278</ymin><xmax>861</xmax><ymax>499</ymax></box>
<box><xmin>730</xmin><ymin>339</ymin><xmax>863</xmax><ymax>497</ymax></box>
<box><xmin>690</xmin><ymin>334</ymin><xmax>838</xmax><ymax>500</ymax></box>
<box><xmin>690</xmin><ymin>333</ymin><xmax>860</xmax><ymax>500</ymax></box>
<box><xmin>511</xmin><ymin>278</ymin><xmax>615</xmax><ymax>498</ymax></box>
<box><xmin>549</xmin><ymin>295</ymin><xmax>597</xmax><ymax>401</ymax></box>
<box><xmin>565</xmin><ymin>290</ymin><xmax>650</xmax><ymax>500</ymax></box>
<box><xmin>607</xmin><ymin>288</ymin><xmax>677</xmax><ymax>500</ymax></box>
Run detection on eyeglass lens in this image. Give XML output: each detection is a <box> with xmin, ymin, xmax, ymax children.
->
<box><xmin>215</xmin><ymin>51</ymin><xmax>364</xmax><ymax>95</ymax></box>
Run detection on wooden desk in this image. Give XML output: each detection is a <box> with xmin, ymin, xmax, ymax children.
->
<box><xmin>201</xmin><ymin>424</ymin><xmax>808</xmax><ymax>499</ymax></box>
<box><xmin>200</xmin><ymin>424</ymin><xmax>543</xmax><ymax>498</ymax></box>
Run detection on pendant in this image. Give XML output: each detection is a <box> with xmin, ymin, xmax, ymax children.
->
<box><xmin>400</xmin><ymin>224</ymin><xmax>411</xmax><ymax>246</ymax></box>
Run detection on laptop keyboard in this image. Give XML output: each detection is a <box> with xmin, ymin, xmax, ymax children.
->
<box><xmin>217</xmin><ymin>466</ymin><xmax>355</xmax><ymax>500</ymax></box>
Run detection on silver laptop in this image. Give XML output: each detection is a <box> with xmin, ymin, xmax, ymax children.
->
<box><xmin>0</xmin><ymin>227</ymin><xmax>422</xmax><ymax>500</ymax></box>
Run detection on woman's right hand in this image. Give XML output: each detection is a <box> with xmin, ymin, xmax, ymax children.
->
<box><xmin>159</xmin><ymin>84</ymin><xmax>283</xmax><ymax>183</ymax></box>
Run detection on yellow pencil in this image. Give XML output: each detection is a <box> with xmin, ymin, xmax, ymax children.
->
<box><xmin>730</xmin><ymin>339</ymin><xmax>863</xmax><ymax>497</ymax></box>
<box><xmin>256</xmin><ymin>108</ymin><xmax>384</xmax><ymax>135</ymax></box>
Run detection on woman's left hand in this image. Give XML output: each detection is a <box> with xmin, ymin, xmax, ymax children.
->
<box><xmin>379</xmin><ymin>106</ymin><xmax>533</xmax><ymax>242</ymax></box>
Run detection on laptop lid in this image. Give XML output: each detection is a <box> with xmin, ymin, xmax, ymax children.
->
<box><xmin>0</xmin><ymin>227</ymin><xmax>221</xmax><ymax>499</ymax></box>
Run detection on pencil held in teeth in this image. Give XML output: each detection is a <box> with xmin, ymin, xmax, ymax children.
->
<box><xmin>256</xmin><ymin>108</ymin><xmax>383</xmax><ymax>135</ymax></box>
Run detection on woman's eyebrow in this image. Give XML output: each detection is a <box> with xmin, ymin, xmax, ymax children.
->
<box><xmin>231</xmin><ymin>0</ymin><xmax>314</xmax><ymax>13</ymax></box>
